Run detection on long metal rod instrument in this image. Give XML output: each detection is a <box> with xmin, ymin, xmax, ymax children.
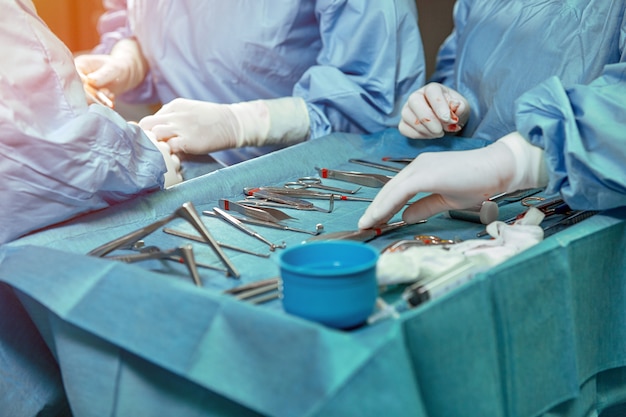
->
<box><xmin>306</xmin><ymin>220</ymin><xmax>424</xmax><ymax>242</ymax></box>
<box><xmin>381</xmin><ymin>156</ymin><xmax>413</xmax><ymax>163</ymax></box>
<box><xmin>315</xmin><ymin>167</ymin><xmax>392</xmax><ymax>188</ymax></box>
<box><xmin>203</xmin><ymin>211</ymin><xmax>323</xmax><ymax>235</ymax></box>
<box><xmin>87</xmin><ymin>202</ymin><xmax>239</xmax><ymax>278</ymax></box>
<box><xmin>224</xmin><ymin>277</ymin><xmax>281</xmax><ymax>304</ymax></box>
<box><xmin>162</xmin><ymin>227</ymin><xmax>271</xmax><ymax>258</ymax></box>
<box><xmin>348</xmin><ymin>158</ymin><xmax>403</xmax><ymax>173</ymax></box>
<box><xmin>213</xmin><ymin>207</ymin><xmax>287</xmax><ymax>251</ymax></box>
<box><xmin>234</xmin><ymin>282</ymin><xmax>280</xmax><ymax>301</ymax></box>
<box><xmin>243</xmin><ymin>186</ymin><xmax>373</xmax><ymax>202</ymax></box>
<box><xmin>105</xmin><ymin>245</ymin><xmax>204</xmax><ymax>286</ymax></box>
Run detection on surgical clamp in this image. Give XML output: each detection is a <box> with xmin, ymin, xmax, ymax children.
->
<box><xmin>87</xmin><ymin>201</ymin><xmax>239</xmax><ymax>278</ymax></box>
<box><xmin>315</xmin><ymin>167</ymin><xmax>392</xmax><ymax>188</ymax></box>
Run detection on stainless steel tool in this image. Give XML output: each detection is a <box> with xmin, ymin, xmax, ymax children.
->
<box><xmin>87</xmin><ymin>201</ymin><xmax>239</xmax><ymax>278</ymax></box>
<box><xmin>213</xmin><ymin>207</ymin><xmax>287</xmax><ymax>251</ymax></box>
<box><xmin>315</xmin><ymin>167</ymin><xmax>392</xmax><ymax>188</ymax></box>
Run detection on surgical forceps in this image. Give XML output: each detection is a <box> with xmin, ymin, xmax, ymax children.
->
<box><xmin>284</xmin><ymin>177</ymin><xmax>361</xmax><ymax>194</ymax></box>
<box><xmin>87</xmin><ymin>202</ymin><xmax>239</xmax><ymax>278</ymax></box>
<box><xmin>315</xmin><ymin>167</ymin><xmax>392</xmax><ymax>188</ymax></box>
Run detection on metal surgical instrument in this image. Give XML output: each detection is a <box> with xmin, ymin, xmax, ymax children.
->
<box><xmin>79</xmin><ymin>72</ymin><xmax>115</xmax><ymax>108</ymax></box>
<box><xmin>243</xmin><ymin>189</ymin><xmax>334</xmax><ymax>213</ymax></box>
<box><xmin>203</xmin><ymin>211</ymin><xmax>323</xmax><ymax>235</ymax></box>
<box><xmin>105</xmin><ymin>244</ymin><xmax>204</xmax><ymax>286</ymax></box>
<box><xmin>224</xmin><ymin>277</ymin><xmax>281</xmax><ymax>304</ymax></box>
<box><xmin>381</xmin><ymin>235</ymin><xmax>458</xmax><ymax>253</ymax></box>
<box><xmin>162</xmin><ymin>227</ymin><xmax>271</xmax><ymax>258</ymax></box>
<box><xmin>488</xmin><ymin>188</ymin><xmax>545</xmax><ymax>206</ymax></box>
<box><xmin>244</xmin><ymin>186</ymin><xmax>374</xmax><ymax>203</ymax></box>
<box><xmin>381</xmin><ymin>156</ymin><xmax>413</xmax><ymax>164</ymax></box>
<box><xmin>219</xmin><ymin>199</ymin><xmax>296</xmax><ymax>223</ymax></box>
<box><xmin>87</xmin><ymin>201</ymin><xmax>239</xmax><ymax>278</ymax></box>
<box><xmin>306</xmin><ymin>220</ymin><xmax>425</xmax><ymax>242</ymax></box>
<box><xmin>348</xmin><ymin>158</ymin><xmax>402</xmax><ymax>173</ymax></box>
<box><xmin>284</xmin><ymin>177</ymin><xmax>361</xmax><ymax>194</ymax></box>
<box><xmin>315</xmin><ymin>167</ymin><xmax>392</xmax><ymax>188</ymax></box>
<box><xmin>542</xmin><ymin>210</ymin><xmax>600</xmax><ymax>235</ymax></box>
<box><xmin>213</xmin><ymin>207</ymin><xmax>287</xmax><ymax>251</ymax></box>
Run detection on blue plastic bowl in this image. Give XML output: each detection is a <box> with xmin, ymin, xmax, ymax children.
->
<box><xmin>279</xmin><ymin>241</ymin><xmax>379</xmax><ymax>329</ymax></box>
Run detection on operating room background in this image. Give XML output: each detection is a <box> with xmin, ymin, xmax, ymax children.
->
<box><xmin>32</xmin><ymin>0</ymin><xmax>455</xmax><ymax>119</ymax></box>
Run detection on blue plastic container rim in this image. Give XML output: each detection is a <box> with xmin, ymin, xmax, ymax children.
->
<box><xmin>279</xmin><ymin>241</ymin><xmax>379</xmax><ymax>278</ymax></box>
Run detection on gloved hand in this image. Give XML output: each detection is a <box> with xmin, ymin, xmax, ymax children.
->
<box><xmin>138</xmin><ymin>96</ymin><xmax>310</xmax><ymax>155</ymax></box>
<box><xmin>358</xmin><ymin>132</ymin><xmax>549</xmax><ymax>229</ymax></box>
<box><xmin>74</xmin><ymin>38</ymin><xmax>148</xmax><ymax>98</ymax></box>
<box><xmin>398</xmin><ymin>82</ymin><xmax>470</xmax><ymax>139</ymax></box>
<box><xmin>141</xmin><ymin>129</ymin><xmax>183</xmax><ymax>188</ymax></box>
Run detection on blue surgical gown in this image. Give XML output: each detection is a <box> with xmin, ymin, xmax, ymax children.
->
<box><xmin>93</xmin><ymin>0</ymin><xmax>426</xmax><ymax>165</ymax></box>
<box><xmin>0</xmin><ymin>0</ymin><xmax>167</xmax><ymax>245</ymax></box>
<box><xmin>433</xmin><ymin>0</ymin><xmax>626</xmax><ymax>211</ymax></box>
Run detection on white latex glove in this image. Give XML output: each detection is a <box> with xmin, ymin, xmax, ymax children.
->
<box><xmin>141</xmin><ymin>129</ymin><xmax>183</xmax><ymax>188</ymax></box>
<box><xmin>399</xmin><ymin>82</ymin><xmax>470</xmax><ymax>139</ymax></box>
<box><xmin>74</xmin><ymin>38</ymin><xmax>148</xmax><ymax>98</ymax></box>
<box><xmin>138</xmin><ymin>97</ymin><xmax>310</xmax><ymax>155</ymax></box>
<box><xmin>358</xmin><ymin>132</ymin><xmax>548</xmax><ymax>229</ymax></box>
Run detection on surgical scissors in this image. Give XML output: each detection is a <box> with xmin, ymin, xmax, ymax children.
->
<box><xmin>284</xmin><ymin>177</ymin><xmax>361</xmax><ymax>194</ymax></box>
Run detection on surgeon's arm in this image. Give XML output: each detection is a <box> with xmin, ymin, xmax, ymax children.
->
<box><xmin>0</xmin><ymin>0</ymin><xmax>175</xmax><ymax>244</ymax></box>
<box><xmin>515</xmin><ymin>63</ymin><xmax>626</xmax><ymax>211</ymax></box>
<box><xmin>358</xmin><ymin>132</ymin><xmax>548</xmax><ymax>229</ymax></box>
<box><xmin>293</xmin><ymin>0</ymin><xmax>426</xmax><ymax>139</ymax></box>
